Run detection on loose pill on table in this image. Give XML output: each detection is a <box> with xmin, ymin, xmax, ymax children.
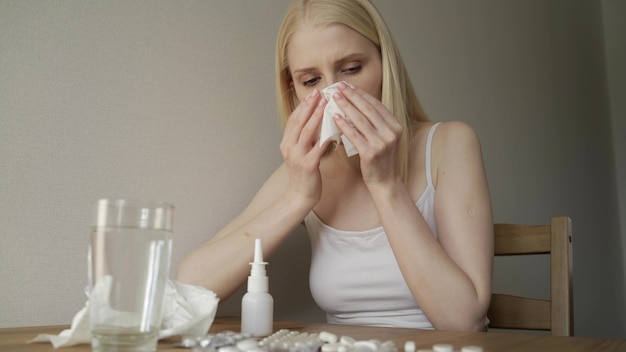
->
<box><xmin>217</xmin><ymin>346</ymin><xmax>240</xmax><ymax>352</ymax></box>
<box><xmin>404</xmin><ymin>341</ymin><xmax>416</xmax><ymax>352</ymax></box>
<box><xmin>319</xmin><ymin>331</ymin><xmax>339</xmax><ymax>343</ymax></box>
<box><xmin>353</xmin><ymin>340</ymin><xmax>379</xmax><ymax>352</ymax></box>
<box><xmin>236</xmin><ymin>338</ymin><xmax>260</xmax><ymax>351</ymax></box>
<box><xmin>461</xmin><ymin>346</ymin><xmax>483</xmax><ymax>352</ymax></box>
<box><xmin>180</xmin><ymin>336</ymin><xmax>200</xmax><ymax>348</ymax></box>
<box><xmin>340</xmin><ymin>335</ymin><xmax>356</xmax><ymax>345</ymax></box>
<box><xmin>321</xmin><ymin>342</ymin><xmax>345</xmax><ymax>352</ymax></box>
<box><xmin>432</xmin><ymin>344</ymin><xmax>454</xmax><ymax>352</ymax></box>
<box><xmin>337</xmin><ymin>345</ymin><xmax>351</xmax><ymax>352</ymax></box>
<box><xmin>381</xmin><ymin>340</ymin><xmax>395</xmax><ymax>351</ymax></box>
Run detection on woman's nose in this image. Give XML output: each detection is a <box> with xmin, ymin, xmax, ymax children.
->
<box><xmin>321</xmin><ymin>75</ymin><xmax>340</xmax><ymax>89</ymax></box>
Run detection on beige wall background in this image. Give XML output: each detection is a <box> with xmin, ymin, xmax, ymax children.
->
<box><xmin>1</xmin><ymin>0</ymin><xmax>624</xmax><ymax>339</ymax></box>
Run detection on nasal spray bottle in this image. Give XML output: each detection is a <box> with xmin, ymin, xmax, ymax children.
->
<box><xmin>241</xmin><ymin>238</ymin><xmax>273</xmax><ymax>337</ymax></box>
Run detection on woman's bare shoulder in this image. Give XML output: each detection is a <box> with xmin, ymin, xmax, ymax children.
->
<box><xmin>409</xmin><ymin>121</ymin><xmax>483</xmax><ymax>186</ymax></box>
<box><xmin>431</xmin><ymin>121</ymin><xmax>484</xmax><ymax>185</ymax></box>
<box><xmin>410</xmin><ymin>120</ymin><xmax>479</xmax><ymax>154</ymax></box>
<box><xmin>432</xmin><ymin>121</ymin><xmax>482</xmax><ymax>155</ymax></box>
<box><xmin>437</xmin><ymin>120</ymin><xmax>479</xmax><ymax>137</ymax></box>
<box><xmin>413</xmin><ymin>120</ymin><xmax>477</xmax><ymax>140</ymax></box>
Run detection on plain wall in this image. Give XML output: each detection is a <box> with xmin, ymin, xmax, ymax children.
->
<box><xmin>603</xmin><ymin>0</ymin><xmax>626</xmax><ymax>309</ymax></box>
<box><xmin>1</xmin><ymin>0</ymin><xmax>624</xmax><ymax>339</ymax></box>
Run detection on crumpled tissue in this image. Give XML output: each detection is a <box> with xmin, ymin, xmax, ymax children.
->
<box><xmin>29</xmin><ymin>279</ymin><xmax>219</xmax><ymax>348</ymax></box>
<box><xmin>319</xmin><ymin>83</ymin><xmax>358</xmax><ymax>157</ymax></box>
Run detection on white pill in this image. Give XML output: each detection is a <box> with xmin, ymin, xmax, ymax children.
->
<box><xmin>353</xmin><ymin>340</ymin><xmax>379</xmax><ymax>352</ymax></box>
<box><xmin>433</xmin><ymin>344</ymin><xmax>454</xmax><ymax>352</ymax></box>
<box><xmin>338</xmin><ymin>345</ymin><xmax>351</xmax><ymax>352</ymax></box>
<box><xmin>380</xmin><ymin>340</ymin><xmax>397</xmax><ymax>352</ymax></box>
<box><xmin>368</xmin><ymin>340</ymin><xmax>383</xmax><ymax>349</ymax></box>
<box><xmin>319</xmin><ymin>331</ymin><xmax>338</xmax><ymax>343</ymax></box>
<box><xmin>217</xmin><ymin>346</ymin><xmax>240</xmax><ymax>352</ymax></box>
<box><xmin>340</xmin><ymin>336</ymin><xmax>356</xmax><ymax>345</ymax></box>
<box><xmin>404</xmin><ymin>341</ymin><xmax>416</xmax><ymax>352</ymax></box>
<box><xmin>322</xmin><ymin>342</ymin><xmax>345</xmax><ymax>352</ymax></box>
<box><xmin>461</xmin><ymin>347</ymin><xmax>483</xmax><ymax>352</ymax></box>
<box><xmin>236</xmin><ymin>338</ymin><xmax>259</xmax><ymax>351</ymax></box>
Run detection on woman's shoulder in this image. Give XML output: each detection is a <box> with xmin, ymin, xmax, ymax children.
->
<box><xmin>410</xmin><ymin>121</ymin><xmax>484</xmax><ymax>185</ymax></box>
<box><xmin>411</xmin><ymin>120</ymin><xmax>480</xmax><ymax>151</ymax></box>
<box><xmin>414</xmin><ymin>120</ymin><xmax>477</xmax><ymax>135</ymax></box>
<box><xmin>433</xmin><ymin>121</ymin><xmax>481</xmax><ymax>152</ymax></box>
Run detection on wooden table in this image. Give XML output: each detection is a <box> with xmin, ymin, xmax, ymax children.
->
<box><xmin>1</xmin><ymin>317</ymin><xmax>625</xmax><ymax>352</ymax></box>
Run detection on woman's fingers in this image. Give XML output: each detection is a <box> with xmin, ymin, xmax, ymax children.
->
<box><xmin>331</xmin><ymin>82</ymin><xmax>402</xmax><ymax>153</ymax></box>
<box><xmin>281</xmin><ymin>91</ymin><xmax>326</xmax><ymax>151</ymax></box>
<box><xmin>280</xmin><ymin>90</ymin><xmax>329</xmax><ymax>166</ymax></box>
<box><xmin>332</xmin><ymin>86</ymin><xmax>376</xmax><ymax>139</ymax></box>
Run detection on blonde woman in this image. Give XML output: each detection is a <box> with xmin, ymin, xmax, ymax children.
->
<box><xmin>179</xmin><ymin>0</ymin><xmax>493</xmax><ymax>331</ymax></box>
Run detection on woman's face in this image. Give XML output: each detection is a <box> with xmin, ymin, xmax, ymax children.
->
<box><xmin>287</xmin><ymin>23</ymin><xmax>382</xmax><ymax>102</ymax></box>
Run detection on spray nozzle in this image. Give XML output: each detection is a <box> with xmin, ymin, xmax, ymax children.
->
<box><xmin>248</xmin><ymin>239</ymin><xmax>268</xmax><ymax>288</ymax></box>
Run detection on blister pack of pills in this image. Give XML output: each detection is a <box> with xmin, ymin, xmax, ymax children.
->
<box><xmin>180</xmin><ymin>329</ymin><xmax>398</xmax><ymax>352</ymax></box>
<box><xmin>180</xmin><ymin>329</ymin><xmax>481</xmax><ymax>352</ymax></box>
<box><xmin>179</xmin><ymin>330</ymin><xmax>258</xmax><ymax>352</ymax></box>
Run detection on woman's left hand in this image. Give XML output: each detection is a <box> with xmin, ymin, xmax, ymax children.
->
<box><xmin>331</xmin><ymin>81</ymin><xmax>404</xmax><ymax>188</ymax></box>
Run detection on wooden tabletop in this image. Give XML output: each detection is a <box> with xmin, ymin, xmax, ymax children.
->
<box><xmin>1</xmin><ymin>316</ymin><xmax>625</xmax><ymax>352</ymax></box>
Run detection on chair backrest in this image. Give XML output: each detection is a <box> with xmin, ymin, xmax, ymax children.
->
<box><xmin>487</xmin><ymin>216</ymin><xmax>573</xmax><ymax>336</ymax></box>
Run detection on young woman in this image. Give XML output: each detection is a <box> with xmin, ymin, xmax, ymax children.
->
<box><xmin>178</xmin><ymin>0</ymin><xmax>493</xmax><ymax>332</ymax></box>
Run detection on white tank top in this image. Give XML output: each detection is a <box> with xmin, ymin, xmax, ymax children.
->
<box><xmin>304</xmin><ymin>122</ymin><xmax>441</xmax><ymax>329</ymax></box>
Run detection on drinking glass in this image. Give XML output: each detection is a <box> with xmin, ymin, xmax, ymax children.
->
<box><xmin>89</xmin><ymin>199</ymin><xmax>174</xmax><ymax>352</ymax></box>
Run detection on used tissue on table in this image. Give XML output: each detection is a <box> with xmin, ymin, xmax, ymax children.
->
<box><xmin>29</xmin><ymin>279</ymin><xmax>219</xmax><ymax>348</ymax></box>
<box><xmin>319</xmin><ymin>83</ymin><xmax>358</xmax><ymax>157</ymax></box>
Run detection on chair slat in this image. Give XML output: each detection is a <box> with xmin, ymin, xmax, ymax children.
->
<box><xmin>487</xmin><ymin>294</ymin><xmax>550</xmax><ymax>330</ymax></box>
<box><xmin>493</xmin><ymin>224</ymin><xmax>550</xmax><ymax>255</ymax></box>
<box><xmin>550</xmin><ymin>216</ymin><xmax>574</xmax><ymax>336</ymax></box>
<box><xmin>489</xmin><ymin>216</ymin><xmax>573</xmax><ymax>336</ymax></box>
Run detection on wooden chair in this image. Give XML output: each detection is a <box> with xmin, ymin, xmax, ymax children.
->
<box><xmin>487</xmin><ymin>216</ymin><xmax>573</xmax><ymax>336</ymax></box>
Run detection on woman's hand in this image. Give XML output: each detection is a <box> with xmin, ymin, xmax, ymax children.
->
<box><xmin>280</xmin><ymin>89</ymin><xmax>330</xmax><ymax>208</ymax></box>
<box><xmin>331</xmin><ymin>82</ymin><xmax>404</xmax><ymax>188</ymax></box>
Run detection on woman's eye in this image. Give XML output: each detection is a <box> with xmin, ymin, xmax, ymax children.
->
<box><xmin>341</xmin><ymin>65</ymin><xmax>362</xmax><ymax>74</ymax></box>
<box><xmin>303</xmin><ymin>77</ymin><xmax>320</xmax><ymax>87</ymax></box>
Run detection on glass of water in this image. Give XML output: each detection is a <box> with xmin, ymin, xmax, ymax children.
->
<box><xmin>89</xmin><ymin>199</ymin><xmax>174</xmax><ymax>352</ymax></box>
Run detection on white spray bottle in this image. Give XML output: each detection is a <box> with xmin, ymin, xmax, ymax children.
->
<box><xmin>241</xmin><ymin>238</ymin><xmax>274</xmax><ymax>337</ymax></box>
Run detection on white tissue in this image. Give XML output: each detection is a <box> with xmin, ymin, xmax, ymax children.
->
<box><xmin>159</xmin><ymin>280</ymin><xmax>219</xmax><ymax>338</ymax></box>
<box><xmin>319</xmin><ymin>83</ymin><xmax>358</xmax><ymax>157</ymax></box>
<box><xmin>29</xmin><ymin>279</ymin><xmax>219</xmax><ymax>348</ymax></box>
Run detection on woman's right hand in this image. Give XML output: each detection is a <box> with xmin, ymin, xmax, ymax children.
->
<box><xmin>177</xmin><ymin>91</ymin><xmax>328</xmax><ymax>297</ymax></box>
<box><xmin>280</xmin><ymin>89</ymin><xmax>330</xmax><ymax>209</ymax></box>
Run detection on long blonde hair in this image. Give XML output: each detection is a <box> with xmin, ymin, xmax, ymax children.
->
<box><xmin>275</xmin><ymin>0</ymin><xmax>428</xmax><ymax>182</ymax></box>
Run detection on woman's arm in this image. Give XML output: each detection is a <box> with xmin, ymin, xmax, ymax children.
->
<box><xmin>333</xmin><ymin>83</ymin><xmax>492</xmax><ymax>331</ymax></box>
<box><xmin>177</xmin><ymin>164</ymin><xmax>311</xmax><ymax>300</ymax></box>
<box><xmin>177</xmin><ymin>90</ymin><xmax>330</xmax><ymax>300</ymax></box>
<box><xmin>373</xmin><ymin>121</ymin><xmax>493</xmax><ymax>332</ymax></box>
